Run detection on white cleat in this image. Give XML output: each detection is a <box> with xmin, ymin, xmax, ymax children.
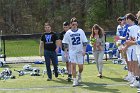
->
<box><xmin>73</xmin><ymin>79</ymin><xmax>78</xmax><ymax>87</ymax></box>
<box><xmin>129</xmin><ymin>77</ymin><xmax>136</xmax><ymax>84</ymax></box>
<box><xmin>124</xmin><ymin>75</ymin><xmax>131</xmax><ymax>81</ymax></box>
<box><xmin>77</xmin><ymin>73</ymin><xmax>82</xmax><ymax>83</ymax></box>
<box><xmin>127</xmin><ymin>75</ymin><xmax>133</xmax><ymax>82</ymax></box>
<box><xmin>130</xmin><ymin>80</ymin><xmax>140</xmax><ymax>88</ymax></box>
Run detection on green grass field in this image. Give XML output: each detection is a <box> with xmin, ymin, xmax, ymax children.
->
<box><xmin>0</xmin><ymin>61</ymin><xmax>137</xmax><ymax>93</ymax></box>
<box><xmin>1</xmin><ymin>36</ymin><xmax>136</xmax><ymax>93</ymax></box>
<box><xmin>4</xmin><ymin>39</ymin><xmax>39</xmax><ymax>57</ymax></box>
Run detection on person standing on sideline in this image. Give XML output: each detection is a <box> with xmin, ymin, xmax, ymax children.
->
<box><xmin>59</xmin><ymin>21</ymin><xmax>72</xmax><ymax>82</ymax></box>
<box><xmin>123</xmin><ymin>13</ymin><xmax>139</xmax><ymax>87</ymax></box>
<box><xmin>39</xmin><ymin>22</ymin><xmax>60</xmax><ymax>81</ymax></box>
<box><xmin>62</xmin><ymin>17</ymin><xmax>88</xmax><ymax>86</ymax></box>
<box><xmin>124</xmin><ymin>12</ymin><xmax>140</xmax><ymax>88</ymax></box>
<box><xmin>115</xmin><ymin>17</ymin><xmax>126</xmax><ymax>64</ymax></box>
<box><xmin>90</xmin><ymin>24</ymin><xmax>105</xmax><ymax>78</ymax></box>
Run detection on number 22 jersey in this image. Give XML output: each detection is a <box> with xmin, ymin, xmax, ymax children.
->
<box><xmin>62</xmin><ymin>28</ymin><xmax>88</xmax><ymax>54</ymax></box>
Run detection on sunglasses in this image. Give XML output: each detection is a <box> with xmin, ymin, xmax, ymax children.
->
<box><xmin>63</xmin><ymin>26</ymin><xmax>69</xmax><ymax>28</ymax></box>
<box><xmin>72</xmin><ymin>23</ymin><xmax>77</xmax><ymax>26</ymax></box>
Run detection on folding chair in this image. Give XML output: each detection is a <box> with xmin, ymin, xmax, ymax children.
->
<box><xmin>57</xmin><ymin>47</ymin><xmax>62</xmax><ymax>56</ymax></box>
<box><xmin>104</xmin><ymin>42</ymin><xmax>117</xmax><ymax>60</ymax></box>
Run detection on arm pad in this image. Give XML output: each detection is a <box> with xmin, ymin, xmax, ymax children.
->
<box><xmin>63</xmin><ymin>43</ymin><xmax>68</xmax><ymax>49</ymax></box>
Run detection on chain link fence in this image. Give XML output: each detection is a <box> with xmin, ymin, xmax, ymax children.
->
<box><xmin>0</xmin><ymin>31</ymin><xmax>115</xmax><ymax>63</ymax></box>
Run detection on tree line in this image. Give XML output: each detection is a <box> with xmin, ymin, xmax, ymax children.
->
<box><xmin>0</xmin><ymin>0</ymin><xmax>140</xmax><ymax>35</ymax></box>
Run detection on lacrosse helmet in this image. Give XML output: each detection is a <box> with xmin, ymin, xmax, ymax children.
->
<box><xmin>30</xmin><ymin>68</ymin><xmax>40</xmax><ymax>76</ymax></box>
<box><xmin>23</xmin><ymin>64</ymin><xmax>33</xmax><ymax>71</ymax></box>
<box><xmin>3</xmin><ymin>68</ymin><xmax>12</xmax><ymax>76</ymax></box>
<box><xmin>33</xmin><ymin>68</ymin><xmax>40</xmax><ymax>73</ymax></box>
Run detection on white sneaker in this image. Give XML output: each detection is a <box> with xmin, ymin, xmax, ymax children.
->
<box><xmin>121</xmin><ymin>59</ymin><xmax>126</xmax><ymax>65</ymax></box>
<box><xmin>124</xmin><ymin>75</ymin><xmax>129</xmax><ymax>81</ymax></box>
<box><xmin>124</xmin><ymin>75</ymin><xmax>131</xmax><ymax>81</ymax></box>
<box><xmin>73</xmin><ymin>78</ymin><xmax>78</xmax><ymax>87</ymax></box>
<box><xmin>129</xmin><ymin>77</ymin><xmax>135</xmax><ymax>84</ymax></box>
<box><xmin>78</xmin><ymin>73</ymin><xmax>82</xmax><ymax>83</ymax></box>
<box><xmin>130</xmin><ymin>80</ymin><xmax>140</xmax><ymax>88</ymax></box>
<box><xmin>127</xmin><ymin>75</ymin><xmax>133</xmax><ymax>82</ymax></box>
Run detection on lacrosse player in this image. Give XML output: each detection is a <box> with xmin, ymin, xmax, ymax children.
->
<box><xmin>123</xmin><ymin>13</ymin><xmax>140</xmax><ymax>87</ymax></box>
<box><xmin>124</xmin><ymin>11</ymin><xmax>140</xmax><ymax>88</ymax></box>
<box><xmin>115</xmin><ymin>16</ymin><xmax>126</xmax><ymax>64</ymax></box>
<box><xmin>62</xmin><ymin>17</ymin><xmax>88</xmax><ymax>86</ymax></box>
<box><xmin>59</xmin><ymin>21</ymin><xmax>72</xmax><ymax>82</ymax></box>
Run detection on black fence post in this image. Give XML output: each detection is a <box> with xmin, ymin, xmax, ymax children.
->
<box><xmin>3</xmin><ymin>38</ymin><xmax>6</xmax><ymax>61</ymax></box>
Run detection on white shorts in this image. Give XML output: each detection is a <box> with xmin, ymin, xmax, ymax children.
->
<box><xmin>61</xmin><ymin>50</ymin><xmax>69</xmax><ymax>62</ymax></box>
<box><xmin>137</xmin><ymin>54</ymin><xmax>140</xmax><ymax>64</ymax></box>
<box><xmin>69</xmin><ymin>51</ymin><xmax>84</xmax><ymax>64</ymax></box>
<box><xmin>126</xmin><ymin>48</ymin><xmax>137</xmax><ymax>62</ymax></box>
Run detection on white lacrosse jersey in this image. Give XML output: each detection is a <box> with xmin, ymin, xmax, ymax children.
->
<box><xmin>116</xmin><ymin>25</ymin><xmax>124</xmax><ymax>36</ymax></box>
<box><xmin>136</xmin><ymin>26</ymin><xmax>140</xmax><ymax>54</ymax></box>
<box><xmin>127</xmin><ymin>25</ymin><xmax>139</xmax><ymax>50</ymax></box>
<box><xmin>62</xmin><ymin>28</ymin><xmax>88</xmax><ymax>54</ymax></box>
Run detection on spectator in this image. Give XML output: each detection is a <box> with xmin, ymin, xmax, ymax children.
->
<box><xmin>39</xmin><ymin>22</ymin><xmax>60</xmax><ymax>81</ymax></box>
<box><xmin>90</xmin><ymin>24</ymin><xmax>105</xmax><ymax>78</ymax></box>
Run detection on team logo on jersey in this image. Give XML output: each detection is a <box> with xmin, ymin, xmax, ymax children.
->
<box><xmin>45</xmin><ymin>35</ymin><xmax>53</xmax><ymax>44</ymax></box>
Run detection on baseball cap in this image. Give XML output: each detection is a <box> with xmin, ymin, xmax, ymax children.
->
<box><xmin>63</xmin><ymin>22</ymin><xmax>69</xmax><ymax>26</ymax></box>
<box><xmin>120</xmin><ymin>16</ymin><xmax>126</xmax><ymax>20</ymax></box>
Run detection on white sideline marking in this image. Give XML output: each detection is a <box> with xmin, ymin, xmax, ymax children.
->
<box><xmin>82</xmin><ymin>83</ymin><xmax>128</xmax><ymax>87</ymax></box>
<box><xmin>0</xmin><ymin>83</ymin><xmax>128</xmax><ymax>91</ymax></box>
<box><xmin>0</xmin><ymin>86</ymin><xmax>71</xmax><ymax>91</ymax></box>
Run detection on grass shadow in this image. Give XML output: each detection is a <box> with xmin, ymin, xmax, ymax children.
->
<box><xmin>53</xmin><ymin>78</ymin><xmax>121</xmax><ymax>93</ymax></box>
<box><xmin>103</xmin><ymin>76</ymin><xmax>127</xmax><ymax>82</ymax></box>
<box><xmin>53</xmin><ymin>77</ymin><xmax>72</xmax><ymax>85</ymax></box>
<box><xmin>81</xmin><ymin>81</ymin><xmax>120</xmax><ymax>93</ymax></box>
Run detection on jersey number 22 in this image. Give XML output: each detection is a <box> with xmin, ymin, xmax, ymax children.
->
<box><xmin>72</xmin><ymin>37</ymin><xmax>80</xmax><ymax>45</ymax></box>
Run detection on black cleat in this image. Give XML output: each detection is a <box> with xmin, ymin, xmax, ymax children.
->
<box><xmin>68</xmin><ymin>77</ymin><xmax>72</xmax><ymax>82</ymax></box>
<box><xmin>55</xmin><ymin>72</ymin><xmax>58</xmax><ymax>78</ymax></box>
<box><xmin>67</xmin><ymin>74</ymin><xmax>72</xmax><ymax>82</ymax></box>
